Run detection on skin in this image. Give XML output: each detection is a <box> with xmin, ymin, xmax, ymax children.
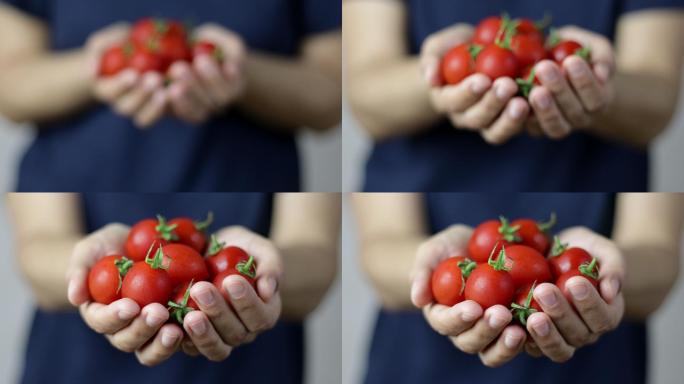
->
<box><xmin>0</xmin><ymin>4</ymin><xmax>341</xmax><ymax>131</ymax></box>
<box><xmin>344</xmin><ymin>1</ymin><xmax>683</xmax><ymax>147</ymax></box>
<box><xmin>352</xmin><ymin>193</ymin><xmax>682</xmax><ymax>367</ymax></box>
<box><xmin>7</xmin><ymin>193</ymin><xmax>339</xmax><ymax>366</ymax></box>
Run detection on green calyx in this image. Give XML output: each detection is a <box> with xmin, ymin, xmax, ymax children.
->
<box><xmin>547</xmin><ymin>28</ymin><xmax>561</xmax><ymax>48</ymax></box>
<box><xmin>207</xmin><ymin>234</ymin><xmax>225</xmax><ymax>256</ymax></box>
<box><xmin>550</xmin><ymin>236</ymin><xmax>568</xmax><ymax>257</ymax></box>
<box><xmin>579</xmin><ymin>257</ymin><xmax>599</xmax><ymax>280</ymax></box>
<box><xmin>114</xmin><ymin>256</ymin><xmax>133</xmax><ymax>294</ymax></box>
<box><xmin>516</xmin><ymin>68</ymin><xmax>536</xmax><ymax>98</ymax></box>
<box><xmin>145</xmin><ymin>244</ymin><xmax>168</xmax><ymax>270</ymax></box>
<box><xmin>194</xmin><ymin>211</ymin><xmax>214</xmax><ymax>232</ymax></box>
<box><xmin>468</xmin><ymin>44</ymin><xmax>483</xmax><ymax>60</ymax></box>
<box><xmin>510</xmin><ymin>282</ymin><xmax>537</xmax><ymax>325</ymax></box>
<box><xmin>168</xmin><ymin>280</ymin><xmax>195</xmax><ymax>324</ymax></box>
<box><xmin>488</xmin><ymin>246</ymin><xmax>511</xmax><ymax>272</ymax></box>
<box><xmin>575</xmin><ymin>46</ymin><xmax>592</xmax><ymax>62</ymax></box>
<box><xmin>498</xmin><ymin>216</ymin><xmax>521</xmax><ymax>243</ymax></box>
<box><xmin>538</xmin><ymin>212</ymin><xmax>557</xmax><ymax>233</ymax></box>
<box><xmin>155</xmin><ymin>214</ymin><xmax>178</xmax><ymax>241</ymax></box>
<box><xmin>534</xmin><ymin>13</ymin><xmax>553</xmax><ymax>33</ymax></box>
<box><xmin>236</xmin><ymin>255</ymin><xmax>257</xmax><ymax>279</ymax></box>
<box><xmin>457</xmin><ymin>258</ymin><xmax>477</xmax><ymax>278</ymax></box>
<box><xmin>494</xmin><ymin>13</ymin><xmax>515</xmax><ymax>49</ymax></box>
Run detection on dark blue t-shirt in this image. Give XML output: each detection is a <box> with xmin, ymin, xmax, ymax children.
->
<box><xmin>363</xmin><ymin>0</ymin><xmax>683</xmax><ymax>192</ymax></box>
<box><xmin>3</xmin><ymin>0</ymin><xmax>340</xmax><ymax>192</ymax></box>
<box><xmin>20</xmin><ymin>194</ymin><xmax>305</xmax><ymax>384</ymax></box>
<box><xmin>364</xmin><ymin>193</ymin><xmax>647</xmax><ymax>384</ymax></box>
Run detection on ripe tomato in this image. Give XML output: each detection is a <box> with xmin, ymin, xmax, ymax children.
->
<box><xmin>99</xmin><ymin>45</ymin><xmax>130</xmax><ymax>77</ymax></box>
<box><xmin>510</xmin><ymin>33</ymin><xmax>547</xmax><ymax>69</ymax></box>
<box><xmin>129</xmin><ymin>49</ymin><xmax>165</xmax><ymax>74</ymax></box>
<box><xmin>168</xmin><ymin>280</ymin><xmax>198</xmax><ymax>324</ymax></box>
<box><xmin>512</xmin><ymin>18</ymin><xmax>543</xmax><ymax>41</ymax></box>
<box><xmin>474</xmin><ymin>44</ymin><xmax>520</xmax><ymax>81</ymax></box>
<box><xmin>440</xmin><ymin>43</ymin><xmax>481</xmax><ymax>85</ymax></box>
<box><xmin>430</xmin><ymin>256</ymin><xmax>476</xmax><ymax>306</ymax></box>
<box><xmin>548</xmin><ymin>237</ymin><xmax>594</xmax><ymax>279</ymax></box>
<box><xmin>205</xmin><ymin>235</ymin><xmax>251</xmax><ymax>277</ymax></box>
<box><xmin>503</xmin><ymin>245</ymin><xmax>552</xmax><ymax>287</ymax></box>
<box><xmin>169</xmin><ymin>212</ymin><xmax>213</xmax><ymax>254</ymax></box>
<box><xmin>213</xmin><ymin>255</ymin><xmax>258</xmax><ymax>300</ymax></box>
<box><xmin>467</xmin><ymin>217</ymin><xmax>521</xmax><ymax>263</ymax></box>
<box><xmin>156</xmin><ymin>34</ymin><xmax>192</xmax><ymax>70</ymax></box>
<box><xmin>193</xmin><ymin>40</ymin><xmax>224</xmax><ymax>62</ymax></box>
<box><xmin>121</xmin><ymin>247</ymin><xmax>173</xmax><ymax>307</ymax></box>
<box><xmin>511</xmin><ymin>282</ymin><xmax>541</xmax><ymax>325</ymax></box>
<box><xmin>550</xmin><ymin>40</ymin><xmax>590</xmax><ymax>65</ymax></box>
<box><xmin>473</xmin><ymin>16</ymin><xmax>503</xmax><ymax>46</ymax></box>
<box><xmin>464</xmin><ymin>249</ymin><xmax>515</xmax><ymax>308</ymax></box>
<box><xmin>511</xmin><ymin>214</ymin><xmax>555</xmax><ymax>255</ymax></box>
<box><xmin>160</xmin><ymin>243</ymin><xmax>209</xmax><ymax>286</ymax></box>
<box><xmin>125</xmin><ymin>215</ymin><xmax>177</xmax><ymax>261</ymax></box>
<box><xmin>556</xmin><ymin>258</ymin><xmax>600</xmax><ymax>304</ymax></box>
<box><xmin>88</xmin><ymin>255</ymin><xmax>133</xmax><ymax>304</ymax></box>
<box><xmin>131</xmin><ymin>18</ymin><xmax>186</xmax><ymax>49</ymax></box>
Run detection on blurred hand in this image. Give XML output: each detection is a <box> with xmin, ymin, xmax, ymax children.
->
<box><xmin>411</xmin><ymin>225</ymin><xmax>527</xmax><ymax>368</ymax></box>
<box><xmin>420</xmin><ymin>24</ymin><xmax>529</xmax><ymax>145</ymax></box>
<box><xmin>180</xmin><ymin>226</ymin><xmax>282</xmax><ymax>361</ymax></box>
<box><xmin>524</xmin><ymin>227</ymin><xmax>625</xmax><ymax>362</ymax></box>
<box><xmin>525</xmin><ymin>26</ymin><xmax>615</xmax><ymax>138</ymax></box>
<box><xmin>67</xmin><ymin>224</ymin><xmax>184</xmax><ymax>366</ymax></box>
<box><xmin>167</xmin><ymin>24</ymin><xmax>246</xmax><ymax>125</ymax></box>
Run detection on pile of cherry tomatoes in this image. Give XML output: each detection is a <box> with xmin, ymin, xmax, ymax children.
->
<box><xmin>99</xmin><ymin>18</ymin><xmax>223</xmax><ymax>77</ymax></box>
<box><xmin>87</xmin><ymin>213</ymin><xmax>256</xmax><ymax>324</ymax></box>
<box><xmin>440</xmin><ymin>14</ymin><xmax>590</xmax><ymax>98</ymax></box>
<box><xmin>431</xmin><ymin>214</ymin><xmax>600</xmax><ymax>325</ymax></box>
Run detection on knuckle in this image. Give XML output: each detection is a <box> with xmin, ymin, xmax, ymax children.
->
<box><xmin>113</xmin><ymin>339</ymin><xmax>137</xmax><ymax>354</ymax></box>
<box><xmin>226</xmin><ymin>330</ymin><xmax>248</xmax><ymax>346</ymax></box>
<box><xmin>593</xmin><ymin>320</ymin><xmax>613</xmax><ymax>334</ymax></box>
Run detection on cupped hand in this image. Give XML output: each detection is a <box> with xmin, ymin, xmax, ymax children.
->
<box><xmin>179</xmin><ymin>226</ymin><xmax>282</xmax><ymax>361</ymax></box>
<box><xmin>524</xmin><ymin>227</ymin><xmax>625</xmax><ymax>362</ymax></box>
<box><xmin>411</xmin><ymin>225</ymin><xmax>527</xmax><ymax>367</ymax></box>
<box><xmin>420</xmin><ymin>25</ymin><xmax>529</xmax><ymax>145</ymax></box>
<box><xmin>67</xmin><ymin>224</ymin><xmax>184</xmax><ymax>366</ymax></box>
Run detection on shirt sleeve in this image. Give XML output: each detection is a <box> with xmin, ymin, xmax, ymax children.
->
<box><xmin>1</xmin><ymin>0</ymin><xmax>50</xmax><ymax>19</ymax></box>
<box><xmin>297</xmin><ymin>0</ymin><xmax>341</xmax><ymax>35</ymax></box>
<box><xmin>621</xmin><ymin>0</ymin><xmax>684</xmax><ymax>13</ymax></box>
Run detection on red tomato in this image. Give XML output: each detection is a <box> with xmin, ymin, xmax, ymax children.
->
<box><xmin>168</xmin><ymin>280</ymin><xmax>198</xmax><ymax>324</ymax></box>
<box><xmin>511</xmin><ymin>282</ymin><xmax>541</xmax><ymax>325</ymax></box>
<box><xmin>503</xmin><ymin>245</ymin><xmax>552</xmax><ymax>287</ymax></box>
<box><xmin>160</xmin><ymin>243</ymin><xmax>209</xmax><ymax>286</ymax></box>
<box><xmin>474</xmin><ymin>44</ymin><xmax>520</xmax><ymax>81</ymax></box>
<box><xmin>550</xmin><ymin>40</ymin><xmax>590</xmax><ymax>65</ymax></box>
<box><xmin>125</xmin><ymin>215</ymin><xmax>177</xmax><ymax>262</ymax></box>
<box><xmin>121</xmin><ymin>247</ymin><xmax>173</xmax><ymax>307</ymax></box>
<box><xmin>549</xmin><ymin>237</ymin><xmax>595</xmax><ymax>278</ymax></box>
<box><xmin>512</xmin><ymin>18</ymin><xmax>543</xmax><ymax>41</ymax></box>
<box><xmin>440</xmin><ymin>43</ymin><xmax>481</xmax><ymax>85</ymax></box>
<box><xmin>99</xmin><ymin>45</ymin><xmax>130</xmax><ymax>77</ymax></box>
<box><xmin>464</xmin><ymin>249</ymin><xmax>515</xmax><ymax>308</ymax></box>
<box><xmin>156</xmin><ymin>34</ymin><xmax>192</xmax><ymax>70</ymax></box>
<box><xmin>129</xmin><ymin>49</ymin><xmax>165</xmax><ymax>74</ymax></box>
<box><xmin>131</xmin><ymin>18</ymin><xmax>186</xmax><ymax>49</ymax></box>
<box><xmin>213</xmin><ymin>255</ymin><xmax>258</xmax><ymax>301</ymax></box>
<box><xmin>193</xmin><ymin>40</ymin><xmax>224</xmax><ymax>62</ymax></box>
<box><xmin>510</xmin><ymin>33</ymin><xmax>547</xmax><ymax>69</ymax></box>
<box><xmin>205</xmin><ymin>235</ymin><xmax>251</xmax><ymax>277</ymax></box>
<box><xmin>88</xmin><ymin>255</ymin><xmax>133</xmax><ymax>304</ymax></box>
<box><xmin>169</xmin><ymin>212</ymin><xmax>213</xmax><ymax>254</ymax></box>
<box><xmin>556</xmin><ymin>258</ymin><xmax>600</xmax><ymax>304</ymax></box>
<box><xmin>467</xmin><ymin>217</ymin><xmax>521</xmax><ymax>263</ymax></box>
<box><xmin>431</xmin><ymin>256</ymin><xmax>476</xmax><ymax>306</ymax></box>
<box><xmin>473</xmin><ymin>16</ymin><xmax>502</xmax><ymax>46</ymax></box>
<box><xmin>511</xmin><ymin>214</ymin><xmax>555</xmax><ymax>255</ymax></box>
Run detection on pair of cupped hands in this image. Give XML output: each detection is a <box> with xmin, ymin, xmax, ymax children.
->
<box><xmin>411</xmin><ymin>226</ymin><xmax>625</xmax><ymax>367</ymax></box>
<box><xmin>421</xmin><ymin>24</ymin><xmax>615</xmax><ymax>144</ymax></box>
<box><xmin>85</xmin><ymin>23</ymin><xmax>246</xmax><ymax>128</ymax></box>
<box><xmin>67</xmin><ymin>224</ymin><xmax>282</xmax><ymax>366</ymax></box>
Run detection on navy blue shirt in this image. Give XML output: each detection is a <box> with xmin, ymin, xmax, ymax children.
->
<box><xmin>364</xmin><ymin>193</ymin><xmax>647</xmax><ymax>384</ymax></box>
<box><xmin>363</xmin><ymin>0</ymin><xmax>684</xmax><ymax>192</ymax></box>
<box><xmin>20</xmin><ymin>194</ymin><xmax>305</xmax><ymax>384</ymax></box>
<box><xmin>3</xmin><ymin>0</ymin><xmax>340</xmax><ymax>192</ymax></box>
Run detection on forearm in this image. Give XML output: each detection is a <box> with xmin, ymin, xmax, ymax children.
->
<box><xmin>0</xmin><ymin>50</ymin><xmax>94</xmax><ymax>124</ymax></box>
<box><xmin>237</xmin><ymin>51</ymin><xmax>341</xmax><ymax>133</ymax></box>
<box><xmin>347</xmin><ymin>58</ymin><xmax>440</xmax><ymax>140</ymax></box>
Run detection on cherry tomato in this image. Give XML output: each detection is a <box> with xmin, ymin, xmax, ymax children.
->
<box><xmin>440</xmin><ymin>43</ymin><xmax>481</xmax><ymax>85</ymax></box>
<box><xmin>473</xmin><ymin>16</ymin><xmax>503</xmax><ymax>46</ymax></box>
<box><xmin>168</xmin><ymin>280</ymin><xmax>198</xmax><ymax>324</ymax></box>
<box><xmin>550</xmin><ymin>40</ymin><xmax>590</xmax><ymax>65</ymax></box>
<box><xmin>193</xmin><ymin>40</ymin><xmax>224</xmax><ymax>62</ymax></box>
<box><xmin>156</xmin><ymin>34</ymin><xmax>192</xmax><ymax>70</ymax></box>
<box><xmin>125</xmin><ymin>215</ymin><xmax>177</xmax><ymax>262</ymax></box>
<box><xmin>160</xmin><ymin>243</ymin><xmax>209</xmax><ymax>286</ymax></box>
<box><xmin>556</xmin><ymin>257</ymin><xmax>600</xmax><ymax>304</ymax></box>
<box><xmin>474</xmin><ymin>44</ymin><xmax>520</xmax><ymax>81</ymax></box>
<box><xmin>121</xmin><ymin>247</ymin><xmax>174</xmax><ymax>307</ymax></box>
<box><xmin>131</xmin><ymin>18</ymin><xmax>186</xmax><ymax>49</ymax></box>
<box><xmin>512</xmin><ymin>18</ymin><xmax>543</xmax><ymax>42</ymax></box>
<box><xmin>88</xmin><ymin>255</ymin><xmax>133</xmax><ymax>304</ymax></box>
<box><xmin>503</xmin><ymin>245</ymin><xmax>552</xmax><ymax>287</ymax></box>
<box><xmin>511</xmin><ymin>214</ymin><xmax>555</xmax><ymax>255</ymax></box>
<box><xmin>430</xmin><ymin>256</ymin><xmax>476</xmax><ymax>306</ymax></box>
<box><xmin>169</xmin><ymin>212</ymin><xmax>213</xmax><ymax>254</ymax></box>
<box><xmin>205</xmin><ymin>235</ymin><xmax>251</xmax><ymax>277</ymax></box>
<box><xmin>99</xmin><ymin>45</ymin><xmax>130</xmax><ymax>77</ymax></box>
<box><xmin>548</xmin><ymin>237</ymin><xmax>595</xmax><ymax>279</ymax></box>
<box><xmin>464</xmin><ymin>249</ymin><xmax>515</xmax><ymax>308</ymax></box>
<box><xmin>129</xmin><ymin>49</ymin><xmax>165</xmax><ymax>74</ymax></box>
<box><xmin>511</xmin><ymin>282</ymin><xmax>541</xmax><ymax>325</ymax></box>
<box><xmin>510</xmin><ymin>33</ymin><xmax>547</xmax><ymax>69</ymax></box>
<box><xmin>516</xmin><ymin>65</ymin><xmax>541</xmax><ymax>98</ymax></box>
<box><xmin>213</xmin><ymin>255</ymin><xmax>258</xmax><ymax>301</ymax></box>
<box><xmin>467</xmin><ymin>217</ymin><xmax>521</xmax><ymax>263</ymax></box>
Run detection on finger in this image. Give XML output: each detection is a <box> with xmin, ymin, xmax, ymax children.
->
<box><xmin>423</xmin><ymin>300</ymin><xmax>482</xmax><ymax>336</ymax></box>
<box><xmin>93</xmin><ymin>70</ymin><xmax>138</xmax><ymax>102</ymax></box>
<box><xmin>459</xmin><ymin>77</ymin><xmax>518</xmax><ymax>129</ymax></box>
<box><xmin>134</xmin><ymin>90</ymin><xmax>167</xmax><ymax>129</ymax></box>
<box><xmin>533</xmin><ymin>283</ymin><xmax>592</xmax><ymax>347</ymax></box>
<box><xmin>420</xmin><ymin>24</ymin><xmax>474</xmax><ymax>85</ymax></box>
<box><xmin>181</xmin><ymin>337</ymin><xmax>200</xmax><ymax>357</ymax></box>
<box><xmin>563</xmin><ymin>56</ymin><xmax>607</xmax><ymax>113</ymax></box>
<box><xmin>87</xmin><ymin>23</ymin><xmax>131</xmax><ymax>53</ymax></box>
<box><xmin>565</xmin><ymin>276</ymin><xmax>621</xmax><ymax>334</ymax></box>
<box><xmin>113</xmin><ymin>72</ymin><xmax>163</xmax><ymax>116</ymax></box>
<box><xmin>168</xmin><ymin>62</ymin><xmax>215</xmax><ymax>110</ymax></box>
<box><xmin>432</xmin><ymin>74</ymin><xmax>491</xmax><ymax>114</ymax></box>
<box><xmin>525</xmin><ymin>115</ymin><xmax>543</xmax><ymax>137</ymax></box>
<box><xmin>410</xmin><ymin>269</ymin><xmax>433</xmax><ymax>307</ymax></box>
<box><xmin>535</xmin><ymin>61</ymin><xmax>590</xmax><ymax>128</ymax></box>
<box><xmin>168</xmin><ymin>81</ymin><xmax>208</xmax><ymax>124</ymax></box>
<box><xmin>526</xmin><ymin>312</ymin><xmax>575</xmax><ymax>363</ymax></box>
<box><xmin>479</xmin><ymin>325</ymin><xmax>526</xmax><ymax>367</ymax></box>
<box><xmin>190</xmin><ymin>281</ymin><xmax>250</xmax><ymax>346</ymax></box>
<box><xmin>68</xmin><ymin>268</ymin><xmax>90</xmax><ymax>305</ymax></box>
<box><xmin>108</xmin><ymin>303</ymin><xmax>169</xmax><ymax>353</ymax></box>
<box><xmin>480</xmin><ymin>97</ymin><xmax>528</xmax><ymax>145</ymax></box>
<box><xmin>194</xmin><ymin>24</ymin><xmax>246</xmax><ymax>63</ymax></box>
<box><xmin>452</xmin><ymin>305</ymin><xmax>512</xmax><ymax>354</ymax></box>
<box><xmin>557</xmin><ymin>26</ymin><xmax>615</xmax><ymax>76</ymax></box>
<box><xmin>221</xmin><ymin>275</ymin><xmax>280</xmax><ymax>333</ymax></box>
<box><xmin>80</xmin><ymin>298</ymin><xmax>139</xmax><ymax>334</ymax></box>
<box><xmin>183</xmin><ymin>310</ymin><xmax>233</xmax><ymax>362</ymax></box>
<box><xmin>528</xmin><ymin>86</ymin><xmax>572</xmax><ymax>139</ymax></box>
<box><xmin>525</xmin><ymin>340</ymin><xmax>542</xmax><ymax>357</ymax></box>
<box><xmin>194</xmin><ymin>55</ymin><xmax>232</xmax><ymax>105</ymax></box>
<box><xmin>134</xmin><ymin>324</ymin><xmax>183</xmax><ymax>367</ymax></box>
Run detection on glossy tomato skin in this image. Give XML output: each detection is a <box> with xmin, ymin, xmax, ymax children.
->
<box><xmin>129</xmin><ymin>49</ymin><xmax>164</xmax><ymax>74</ymax></box>
<box><xmin>549</xmin><ymin>247</ymin><xmax>593</xmax><ymax>279</ymax></box>
<box><xmin>169</xmin><ymin>218</ymin><xmax>207</xmax><ymax>254</ymax></box>
<box><xmin>121</xmin><ymin>261</ymin><xmax>173</xmax><ymax>307</ymax></box>
<box><xmin>510</xmin><ymin>34</ymin><xmax>547</xmax><ymax>69</ymax></box>
<box><xmin>99</xmin><ymin>45</ymin><xmax>129</xmax><ymax>77</ymax></box>
<box><xmin>160</xmin><ymin>243</ymin><xmax>209</xmax><ymax>286</ymax></box>
<box><xmin>125</xmin><ymin>219</ymin><xmax>169</xmax><ymax>261</ymax></box>
<box><xmin>475</xmin><ymin>44</ymin><xmax>520</xmax><ymax>81</ymax></box>
<box><xmin>206</xmin><ymin>245</ymin><xmax>250</xmax><ymax>277</ymax></box>
<box><xmin>440</xmin><ymin>43</ymin><xmax>477</xmax><ymax>85</ymax></box>
<box><xmin>473</xmin><ymin>16</ymin><xmax>502</xmax><ymax>46</ymax></box>
<box><xmin>550</xmin><ymin>40</ymin><xmax>584</xmax><ymax>64</ymax></box>
<box><xmin>213</xmin><ymin>268</ymin><xmax>256</xmax><ymax>301</ymax></box>
<box><xmin>504</xmin><ymin>245</ymin><xmax>552</xmax><ymax>287</ymax></box>
<box><xmin>511</xmin><ymin>219</ymin><xmax>550</xmax><ymax>254</ymax></box>
<box><xmin>520</xmin><ymin>65</ymin><xmax>541</xmax><ymax>85</ymax></box>
<box><xmin>465</xmin><ymin>263</ymin><xmax>515</xmax><ymax>308</ymax></box>
<box><xmin>468</xmin><ymin>219</ymin><xmax>519</xmax><ymax>263</ymax></box>
<box><xmin>88</xmin><ymin>255</ymin><xmax>131</xmax><ymax>304</ymax></box>
<box><xmin>131</xmin><ymin>18</ymin><xmax>186</xmax><ymax>48</ymax></box>
<box><xmin>556</xmin><ymin>270</ymin><xmax>599</xmax><ymax>304</ymax></box>
<box><xmin>513</xmin><ymin>19</ymin><xmax>543</xmax><ymax>41</ymax></box>
<box><xmin>431</xmin><ymin>257</ymin><xmax>465</xmax><ymax>306</ymax></box>
<box><xmin>171</xmin><ymin>281</ymin><xmax>199</xmax><ymax>310</ymax></box>
<box><xmin>157</xmin><ymin>34</ymin><xmax>192</xmax><ymax>71</ymax></box>
<box><xmin>515</xmin><ymin>283</ymin><xmax>542</xmax><ymax>313</ymax></box>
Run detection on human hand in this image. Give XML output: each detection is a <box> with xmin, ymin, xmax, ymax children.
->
<box><xmin>179</xmin><ymin>226</ymin><xmax>282</xmax><ymax>361</ymax></box>
<box><xmin>411</xmin><ymin>225</ymin><xmax>527</xmax><ymax>367</ymax></box>
<box><xmin>420</xmin><ymin>24</ymin><xmax>529</xmax><ymax>145</ymax></box>
<box><xmin>67</xmin><ymin>224</ymin><xmax>184</xmax><ymax>366</ymax></box>
<box><xmin>523</xmin><ymin>227</ymin><xmax>625</xmax><ymax>362</ymax></box>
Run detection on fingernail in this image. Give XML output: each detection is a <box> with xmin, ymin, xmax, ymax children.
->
<box><xmin>189</xmin><ymin>319</ymin><xmax>207</xmax><ymax>336</ymax></box>
<box><xmin>227</xmin><ymin>281</ymin><xmax>246</xmax><ymax>299</ymax></box>
<box><xmin>610</xmin><ymin>278</ymin><xmax>621</xmax><ymax>298</ymax></box>
<box><xmin>532</xmin><ymin>320</ymin><xmax>549</xmax><ymax>337</ymax></box>
<box><xmin>495</xmin><ymin>83</ymin><xmax>510</xmax><ymax>100</ymax></box>
<box><xmin>509</xmin><ymin>102</ymin><xmax>525</xmax><ymax>119</ymax></box>
<box><xmin>504</xmin><ymin>333</ymin><xmax>521</xmax><ymax>349</ymax></box>
<box><xmin>461</xmin><ymin>310</ymin><xmax>479</xmax><ymax>322</ymax></box>
<box><xmin>161</xmin><ymin>331</ymin><xmax>179</xmax><ymax>348</ymax></box>
<box><xmin>122</xmin><ymin>71</ymin><xmax>137</xmax><ymax>84</ymax></box>
<box><xmin>266</xmin><ymin>277</ymin><xmax>277</xmax><ymax>295</ymax></box>
<box><xmin>537</xmin><ymin>290</ymin><xmax>558</xmax><ymax>308</ymax></box>
<box><xmin>117</xmin><ymin>309</ymin><xmax>136</xmax><ymax>320</ymax></box>
<box><xmin>143</xmin><ymin>75</ymin><xmax>158</xmax><ymax>91</ymax></box>
<box><xmin>535</xmin><ymin>93</ymin><xmax>551</xmax><ymax>110</ymax></box>
<box><xmin>145</xmin><ymin>313</ymin><xmax>164</xmax><ymax>327</ymax></box>
<box><xmin>67</xmin><ymin>280</ymin><xmax>77</xmax><ymax>302</ymax></box>
<box><xmin>488</xmin><ymin>314</ymin><xmax>507</xmax><ymax>328</ymax></box>
<box><xmin>539</xmin><ymin>65</ymin><xmax>560</xmax><ymax>83</ymax></box>
<box><xmin>470</xmin><ymin>78</ymin><xmax>488</xmax><ymax>94</ymax></box>
<box><xmin>569</xmin><ymin>281</ymin><xmax>589</xmax><ymax>300</ymax></box>
<box><xmin>567</xmin><ymin>60</ymin><xmax>586</xmax><ymax>77</ymax></box>
<box><xmin>595</xmin><ymin>64</ymin><xmax>610</xmax><ymax>82</ymax></box>
<box><xmin>194</xmin><ymin>288</ymin><xmax>215</xmax><ymax>306</ymax></box>
<box><xmin>152</xmin><ymin>91</ymin><xmax>165</xmax><ymax>105</ymax></box>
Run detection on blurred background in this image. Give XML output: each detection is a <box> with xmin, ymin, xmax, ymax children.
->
<box><xmin>0</xmin><ymin>197</ymin><xmax>341</xmax><ymax>384</ymax></box>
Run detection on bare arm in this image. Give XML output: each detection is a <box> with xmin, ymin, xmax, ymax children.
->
<box><xmin>272</xmin><ymin>193</ymin><xmax>341</xmax><ymax>319</ymax></box>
